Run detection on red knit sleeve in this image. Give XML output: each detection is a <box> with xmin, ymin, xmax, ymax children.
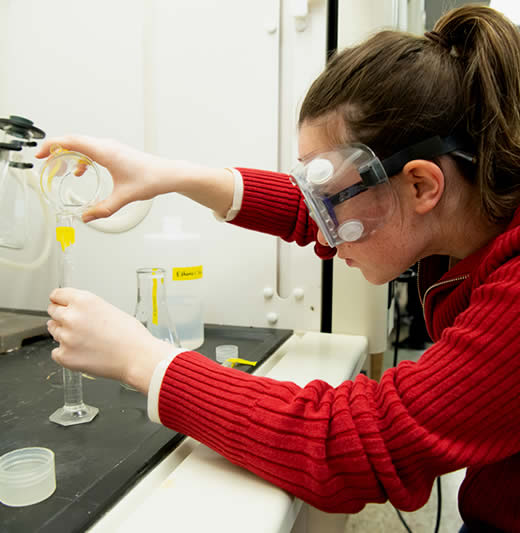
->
<box><xmin>157</xmin><ymin>256</ymin><xmax>520</xmax><ymax>521</ymax></box>
<box><xmin>230</xmin><ymin>167</ymin><xmax>336</xmax><ymax>260</ymax></box>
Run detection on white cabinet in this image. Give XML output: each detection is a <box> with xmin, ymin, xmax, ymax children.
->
<box><xmin>0</xmin><ymin>0</ymin><xmax>325</xmax><ymax>332</ymax></box>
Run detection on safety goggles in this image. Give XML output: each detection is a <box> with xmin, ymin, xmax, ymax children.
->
<box><xmin>290</xmin><ymin>135</ymin><xmax>472</xmax><ymax>247</ymax></box>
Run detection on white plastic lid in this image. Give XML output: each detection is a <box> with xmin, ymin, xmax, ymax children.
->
<box><xmin>215</xmin><ymin>344</ymin><xmax>238</xmax><ymax>363</ymax></box>
<box><xmin>0</xmin><ymin>447</ymin><xmax>56</xmax><ymax>507</ymax></box>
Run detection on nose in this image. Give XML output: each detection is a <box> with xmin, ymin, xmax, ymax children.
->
<box><xmin>316</xmin><ymin>229</ymin><xmax>328</xmax><ymax>246</ymax></box>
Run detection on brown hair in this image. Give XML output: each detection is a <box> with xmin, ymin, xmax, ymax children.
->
<box><xmin>299</xmin><ymin>5</ymin><xmax>520</xmax><ymax>223</ymax></box>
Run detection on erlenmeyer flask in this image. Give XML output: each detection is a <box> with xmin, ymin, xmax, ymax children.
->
<box><xmin>121</xmin><ymin>268</ymin><xmax>180</xmax><ymax>391</ymax></box>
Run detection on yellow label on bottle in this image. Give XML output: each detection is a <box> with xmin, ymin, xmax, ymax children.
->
<box><xmin>172</xmin><ymin>266</ymin><xmax>203</xmax><ymax>281</ymax></box>
<box><xmin>152</xmin><ymin>278</ymin><xmax>158</xmax><ymax>325</ymax></box>
<box><xmin>56</xmin><ymin>226</ymin><xmax>75</xmax><ymax>251</ymax></box>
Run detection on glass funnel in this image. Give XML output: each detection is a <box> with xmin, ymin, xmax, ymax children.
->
<box><xmin>40</xmin><ymin>146</ymin><xmax>101</xmax><ymax>426</ymax></box>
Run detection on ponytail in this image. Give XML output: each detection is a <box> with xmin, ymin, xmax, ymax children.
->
<box><xmin>434</xmin><ymin>5</ymin><xmax>520</xmax><ymax>222</ymax></box>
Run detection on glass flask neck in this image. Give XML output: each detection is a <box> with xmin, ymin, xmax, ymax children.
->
<box><xmin>136</xmin><ymin>268</ymin><xmax>167</xmax><ymax>308</ymax></box>
<box><xmin>135</xmin><ymin>268</ymin><xmax>180</xmax><ymax>346</ymax></box>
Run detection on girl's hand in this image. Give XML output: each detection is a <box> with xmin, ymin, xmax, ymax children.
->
<box><xmin>47</xmin><ymin>288</ymin><xmax>174</xmax><ymax>393</ymax></box>
<box><xmin>36</xmin><ymin>135</ymin><xmax>173</xmax><ymax>223</ymax></box>
<box><xmin>36</xmin><ymin>135</ymin><xmax>235</xmax><ymax>221</ymax></box>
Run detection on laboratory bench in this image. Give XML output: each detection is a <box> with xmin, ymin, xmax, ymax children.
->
<box><xmin>0</xmin><ymin>325</ymin><xmax>367</xmax><ymax>533</ymax></box>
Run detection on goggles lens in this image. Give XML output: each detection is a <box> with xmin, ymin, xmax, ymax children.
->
<box><xmin>291</xmin><ymin>144</ymin><xmax>396</xmax><ymax>247</ymax></box>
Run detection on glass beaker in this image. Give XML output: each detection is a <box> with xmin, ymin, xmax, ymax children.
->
<box><xmin>40</xmin><ymin>145</ymin><xmax>101</xmax><ymax>216</ymax></box>
<box><xmin>121</xmin><ymin>268</ymin><xmax>181</xmax><ymax>391</ymax></box>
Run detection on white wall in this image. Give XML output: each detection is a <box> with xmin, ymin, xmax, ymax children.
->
<box><xmin>0</xmin><ymin>0</ymin><xmax>325</xmax><ymax>332</ymax></box>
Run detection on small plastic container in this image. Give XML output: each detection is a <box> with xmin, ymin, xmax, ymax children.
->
<box><xmin>0</xmin><ymin>447</ymin><xmax>56</xmax><ymax>507</ymax></box>
<box><xmin>215</xmin><ymin>344</ymin><xmax>238</xmax><ymax>363</ymax></box>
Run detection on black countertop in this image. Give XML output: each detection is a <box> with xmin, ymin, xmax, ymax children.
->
<box><xmin>0</xmin><ymin>324</ymin><xmax>292</xmax><ymax>533</ymax></box>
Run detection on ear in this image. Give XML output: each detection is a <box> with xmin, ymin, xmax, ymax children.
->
<box><xmin>401</xmin><ymin>160</ymin><xmax>445</xmax><ymax>215</ymax></box>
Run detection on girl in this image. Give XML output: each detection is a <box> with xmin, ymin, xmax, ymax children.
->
<box><xmin>41</xmin><ymin>5</ymin><xmax>520</xmax><ymax>531</ymax></box>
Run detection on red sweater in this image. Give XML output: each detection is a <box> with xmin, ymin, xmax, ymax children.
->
<box><xmin>158</xmin><ymin>168</ymin><xmax>520</xmax><ymax>532</ymax></box>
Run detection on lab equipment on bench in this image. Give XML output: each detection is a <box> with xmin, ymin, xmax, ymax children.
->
<box><xmin>40</xmin><ymin>146</ymin><xmax>102</xmax><ymax>426</ymax></box>
<box><xmin>121</xmin><ymin>267</ymin><xmax>181</xmax><ymax>391</ymax></box>
<box><xmin>0</xmin><ymin>447</ymin><xmax>56</xmax><ymax>507</ymax></box>
<box><xmin>215</xmin><ymin>345</ymin><xmax>258</xmax><ymax>368</ymax></box>
<box><xmin>133</xmin><ymin>268</ymin><xmax>180</xmax><ymax>344</ymax></box>
<box><xmin>215</xmin><ymin>344</ymin><xmax>238</xmax><ymax>363</ymax></box>
<box><xmin>0</xmin><ymin>115</ymin><xmax>44</xmax><ymax>250</ymax></box>
<box><xmin>143</xmin><ymin>216</ymin><xmax>204</xmax><ymax>350</ymax></box>
<box><xmin>0</xmin><ymin>115</ymin><xmax>52</xmax><ymax>353</ymax></box>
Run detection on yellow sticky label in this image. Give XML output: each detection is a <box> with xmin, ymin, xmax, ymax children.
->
<box><xmin>172</xmin><ymin>266</ymin><xmax>203</xmax><ymax>281</ymax></box>
<box><xmin>152</xmin><ymin>278</ymin><xmax>158</xmax><ymax>325</ymax></box>
<box><xmin>227</xmin><ymin>358</ymin><xmax>257</xmax><ymax>368</ymax></box>
<box><xmin>56</xmin><ymin>226</ymin><xmax>75</xmax><ymax>251</ymax></box>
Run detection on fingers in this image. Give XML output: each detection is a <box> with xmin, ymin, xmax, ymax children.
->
<box><xmin>51</xmin><ymin>345</ymin><xmax>74</xmax><ymax>370</ymax></box>
<box><xmin>81</xmin><ymin>198</ymin><xmax>115</xmax><ymax>223</ymax></box>
<box><xmin>49</xmin><ymin>287</ymin><xmax>76</xmax><ymax>306</ymax></box>
<box><xmin>81</xmin><ymin>194</ymin><xmax>128</xmax><ymax>223</ymax></box>
<box><xmin>47</xmin><ymin>319</ymin><xmax>70</xmax><ymax>346</ymax></box>
<box><xmin>48</xmin><ymin>287</ymin><xmax>97</xmax><ymax>317</ymax></box>
<box><xmin>74</xmin><ymin>161</ymin><xmax>89</xmax><ymax>177</ymax></box>
<box><xmin>47</xmin><ymin>303</ymin><xmax>64</xmax><ymax>321</ymax></box>
<box><xmin>47</xmin><ymin>319</ymin><xmax>60</xmax><ymax>341</ymax></box>
<box><xmin>35</xmin><ymin>135</ymin><xmax>95</xmax><ymax>159</ymax></box>
<box><xmin>51</xmin><ymin>346</ymin><xmax>63</xmax><ymax>365</ymax></box>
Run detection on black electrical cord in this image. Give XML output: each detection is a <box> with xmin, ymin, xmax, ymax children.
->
<box><xmin>434</xmin><ymin>477</ymin><xmax>442</xmax><ymax>533</ymax></box>
<box><xmin>393</xmin><ymin>284</ymin><xmax>442</xmax><ymax>533</ymax></box>
<box><xmin>395</xmin><ymin>477</ymin><xmax>442</xmax><ymax>533</ymax></box>
<box><xmin>396</xmin><ymin>507</ymin><xmax>414</xmax><ymax>533</ymax></box>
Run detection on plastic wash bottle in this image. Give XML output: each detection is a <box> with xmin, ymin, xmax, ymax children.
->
<box><xmin>143</xmin><ymin>216</ymin><xmax>204</xmax><ymax>350</ymax></box>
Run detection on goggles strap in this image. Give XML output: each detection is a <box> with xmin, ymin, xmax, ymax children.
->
<box><xmin>381</xmin><ymin>135</ymin><xmax>470</xmax><ymax>178</ymax></box>
<box><xmin>328</xmin><ymin>181</ymin><xmax>368</xmax><ymax>207</ymax></box>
